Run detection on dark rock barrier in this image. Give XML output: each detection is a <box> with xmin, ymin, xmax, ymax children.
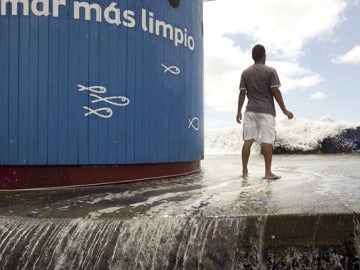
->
<box><xmin>274</xmin><ymin>127</ymin><xmax>360</xmax><ymax>154</ymax></box>
<box><xmin>320</xmin><ymin>127</ymin><xmax>360</xmax><ymax>153</ymax></box>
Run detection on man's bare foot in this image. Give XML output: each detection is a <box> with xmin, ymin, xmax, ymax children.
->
<box><xmin>242</xmin><ymin>171</ymin><xmax>248</xmax><ymax>180</ymax></box>
<box><xmin>263</xmin><ymin>173</ymin><xmax>281</xmax><ymax>180</ymax></box>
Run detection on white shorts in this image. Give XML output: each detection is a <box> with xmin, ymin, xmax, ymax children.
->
<box><xmin>243</xmin><ymin>111</ymin><xmax>276</xmax><ymax>145</ymax></box>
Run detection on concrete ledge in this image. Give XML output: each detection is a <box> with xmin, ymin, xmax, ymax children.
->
<box><xmin>0</xmin><ymin>213</ymin><xmax>358</xmax><ymax>269</ymax></box>
<box><xmin>0</xmin><ymin>155</ymin><xmax>359</xmax><ymax>269</ymax></box>
<box><xmin>264</xmin><ymin>213</ymin><xmax>357</xmax><ymax>247</ymax></box>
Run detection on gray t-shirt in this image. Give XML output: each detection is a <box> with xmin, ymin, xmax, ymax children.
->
<box><xmin>239</xmin><ymin>64</ymin><xmax>281</xmax><ymax>116</ymax></box>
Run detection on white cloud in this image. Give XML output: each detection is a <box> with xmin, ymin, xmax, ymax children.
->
<box><xmin>311</xmin><ymin>91</ymin><xmax>326</xmax><ymax>100</ymax></box>
<box><xmin>332</xmin><ymin>45</ymin><xmax>360</xmax><ymax>64</ymax></box>
<box><xmin>204</xmin><ymin>36</ymin><xmax>250</xmax><ymax>113</ymax></box>
<box><xmin>269</xmin><ymin>61</ymin><xmax>323</xmax><ymax>91</ymax></box>
<box><xmin>204</xmin><ymin>0</ymin><xmax>346</xmax><ymax>58</ymax></box>
<box><xmin>203</xmin><ymin>0</ymin><xmax>344</xmax><ymax>113</ymax></box>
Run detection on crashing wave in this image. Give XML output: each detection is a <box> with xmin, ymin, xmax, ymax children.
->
<box><xmin>205</xmin><ymin>117</ymin><xmax>360</xmax><ymax>155</ymax></box>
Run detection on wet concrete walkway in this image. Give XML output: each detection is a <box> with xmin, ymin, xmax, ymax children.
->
<box><xmin>1</xmin><ymin>155</ymin><xmax>359</xmax><ymax>269</ymax></box>
<box><xmin>0</xmin><ymin>154</ymin><xmax>359</xmax><ymax>219</ymax></box>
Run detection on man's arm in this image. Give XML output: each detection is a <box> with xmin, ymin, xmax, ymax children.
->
<box><xmin>236</xmin><ymin>90</ymin><xmax>247</xmax><ymax>123</ymax></box>
<box><xmin>271</xmin><ymin>87</ymin><xmax>294</xmax><ymax>119</ymax></box>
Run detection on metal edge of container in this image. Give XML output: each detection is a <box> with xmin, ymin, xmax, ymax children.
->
<box><xmin>0</xmin><ymin>161</ymin><xmax>201</xmax><ymax>191</ymax></box>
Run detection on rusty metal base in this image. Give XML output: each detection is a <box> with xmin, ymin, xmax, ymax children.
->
<box><xmin>0</xmin><ymin>161</ymin><xmax>201</xmax><ymax>190</ymax></box>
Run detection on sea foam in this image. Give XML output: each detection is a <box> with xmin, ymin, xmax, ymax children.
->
<box><xmin>205</xmin><ymin>117</ymin><xmax>360</xmax><ymax>155</ymax></box>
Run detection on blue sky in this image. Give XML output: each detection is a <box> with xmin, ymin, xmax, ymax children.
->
<box><xmin>203</xmin><ymin>0</ymin><xmax>360</xmax><ymax>129</ymax></box>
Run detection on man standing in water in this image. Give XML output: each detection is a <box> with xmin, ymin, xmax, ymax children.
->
<box><xmin>236</xmin><ymin>44</ymin><xmax>293</xmax><ymax>180</ymax></box>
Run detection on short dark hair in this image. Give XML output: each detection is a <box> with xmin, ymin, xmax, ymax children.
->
<box><xmin>252</xmin><ymin>44</ymin><xmax>266</xmax><ymax>61</ymax></box>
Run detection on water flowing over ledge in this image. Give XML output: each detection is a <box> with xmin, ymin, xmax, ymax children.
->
<box><xmin>0</xmin><ymin>214</ymin><xmax>359</xmax><ymax>270</ymax></box>
<box><xmin>1</xmin><ymin>155</ymin><xmax>360</xmax><ymax>269</ymax></box>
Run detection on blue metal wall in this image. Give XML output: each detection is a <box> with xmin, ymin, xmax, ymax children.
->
<box><xmin>0</xmin><ymin>0</ymin><xmax>203</xmax><ymax>165</ymax></box>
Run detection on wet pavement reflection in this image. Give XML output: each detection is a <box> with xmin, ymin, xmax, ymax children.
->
<box><xmin>0</xmin><ymin>154</ymin><xmax>359</xmax><ymax>220</ymax></box>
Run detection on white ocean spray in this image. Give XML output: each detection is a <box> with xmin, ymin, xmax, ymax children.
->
<box><xmin>205</xmin><ymin>117</ymin><xmax>360</xmax><ymax>155</ymax></box>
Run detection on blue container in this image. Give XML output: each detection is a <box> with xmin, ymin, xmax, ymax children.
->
<box><xmin>0</xmin><ymin>0</ymin><xmax>204</xmax><ymax>166</ymax></box>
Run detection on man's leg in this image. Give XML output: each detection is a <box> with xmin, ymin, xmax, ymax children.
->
<box><xmin>263</xmin><ymin>143</ymin><xmax>280</xmax><ymax>180</ymax></box>
<box><xmin>242</xmin><ymin>139</ymin><xmax>254</xmax><ymax>178</ymax></box>
<box><xmin>259</xmin><ymin>113</ymin><xmax>280</xmax><ymax>180</ymax></box>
